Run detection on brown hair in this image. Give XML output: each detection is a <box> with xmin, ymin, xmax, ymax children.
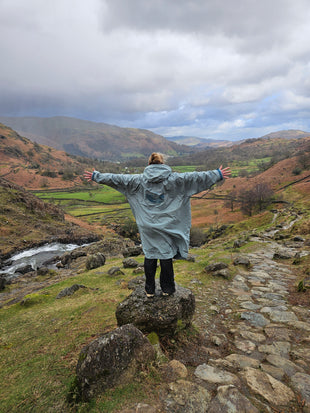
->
<box><xmin>148</xmin><ymin>152</ymin><xmax>164</xmax><ymax>165</ymax></box>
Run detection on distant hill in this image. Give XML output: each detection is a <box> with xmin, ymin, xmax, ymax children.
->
<box><xmin>259</xmin><ymin>130</ymin><xmax>310</xmax><ymax>140</ymax></box>
<box><xmin>169</xmin><ymin>132</ymin><xmax>310</xmax><ymax>171</ymax></box>
<box><xmin>166</xmin><ymin>130</ymin><xmax>310</xmax><ymax>148</ymax></box>
<box><xmin>165</xmin><ymin>135</ymin><xmax>233</xmax><ymax>148</ymax></box>
<box><xmin>0</xmin><ymin>116</ymin><xmax>193</xmax><ymax>161</ymax></box>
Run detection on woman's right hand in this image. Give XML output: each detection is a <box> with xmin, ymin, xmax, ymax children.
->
<box><xmin>83</xmin><ymin>170</ymin><xmax>94</xmax><ymax>182</ymax></box>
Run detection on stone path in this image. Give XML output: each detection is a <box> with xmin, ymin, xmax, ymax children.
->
<box><xmin>159</xmin><ymin>236</ymin><xmax>310</xmax><ymax>412</ymax></box>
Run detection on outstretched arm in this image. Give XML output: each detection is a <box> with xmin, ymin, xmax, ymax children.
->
<box><xmin>218</xmin><ymin>165</ymin><xmax>231</xmax><ymax>179</ymax></box>
<box><xmin>83</xmin><ymin>169</ymin><xmax>139</xmax><ymax>195</ymax></box>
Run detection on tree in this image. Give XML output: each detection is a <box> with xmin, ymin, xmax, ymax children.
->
<box><xmin>239</xmin><ymin>183</ymin><xmax>274</xmax><ymax>216</ymax></box>
<box><xmin>224</xmin><ymin>190</ymin><xmax>238</xmax><ymax>212</ymax></box>
<box><xmin>252</xmin><ymin>183</ymin><xmax>274</xmax><ymax>211</ymax></box>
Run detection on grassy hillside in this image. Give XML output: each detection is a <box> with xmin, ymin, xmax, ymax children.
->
<box><xmin>1</xmin><ymin>206</ymin><xmax>309</xmax><ymax>412</ymax></box>
<box><xmin>0</xmin><ymin>116</ymin><xmax>193</xmax><ymax>161</ymax></box>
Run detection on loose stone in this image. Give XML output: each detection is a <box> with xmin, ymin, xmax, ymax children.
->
<box><xmin>165</xmin><ymin>379</ymin><xmax>211</xmax><ymax>413</ymax></box>
<box><xmin>264</xmin><ymin>326</ymin><xmax>291</xmax><ymax>341</ymax></box>
<box><xmin>235</xmin><ymin>339</ymin><xmax>256</xmax><ymax>354</ymax></box>
<box><xmin>240</xmin><ymin>312</ymin><xmax>270</xmax><ymax>327</ymax></box>
<box><xmin>287</xmin><ymin>320</ymin><xmax>310</xmax><ymax>332</ymax></box>
<box><xmin>207</xmin><ymin>385</ymin><xmax>259</xmax><ymax>413</ymax></box>
<box><xmin>290</xmin><ymin>347</ymin><xmax>310</xmax><ymax>362</ymax></box>
<box><xmin>268</xmin><ymin>310</ymin><xmax>298</xmax><ymax>323</ymax></box>
<box><xmin>257</xmin><ymin>342</ymin><xmax>291</xmax><ymax>358</ymax></box>
<box><xmin>240</xmin><ymin>301</ymin><xmax>261</xmax><ymax>310</ymax></box>
<box><xmin>266</xmin><ymin>354</ymin><xmax>304</xmax><ymax>377</ymax></box>
<box><xmin>260</xmin><ymin>305</ymin><xmax>288</xmax><ymax>313</ymax></box>
<box><xmin>259</xmin><ymin>363</ymin><xmax>285</xmax><ymax>381</ymax></box>
<box><xmin>264</xmin><ymin>292</ymin><xmax>287</xmax><ymax>301</ymax></box>
<box><xmin>239</xmin><ymin>330</ymin><xmax>266</xmax><ymax>343</ymax></box>
<box><xmin>194</xmin><ymin>364</ymin><xmax>239</xmax><ymax>386</ymax></box>
<box><xmin>225</xmin><ymin>354</ymin><xmax>260</xmax><ymax>369</ymax></box>
<box><xmin>241</xmin><ymin>367</ymin><xmax>295</xmax><ymax>406</ymax></box>
<box><xmin>290</xmin><ymin>372</ymin><xmax>310</xmax><ymax>410</ymax></box>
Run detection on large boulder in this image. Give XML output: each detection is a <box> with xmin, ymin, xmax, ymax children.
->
<box><xmin>115</xmin><ymin>282</ymin><xmax>195</xmax><ymax>335</ymax></box>
<box><xmin>75</xmin><ymin>324</ymin><xmax>155</xmax><ymax>401</ymax></box>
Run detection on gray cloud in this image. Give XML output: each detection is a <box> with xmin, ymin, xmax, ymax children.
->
<box><xmin>0</xmin><ymin>0</ymin><xmax>309</xmax><ymax>141</ymax></box>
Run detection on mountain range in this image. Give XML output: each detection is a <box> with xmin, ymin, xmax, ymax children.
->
<box><xmin>165</xmin><ymin>135</ymin><xmax>233</xmax><ymax>148</ymax></box>
<box><xmin>166</xmin><ymin>130</ymin><xmax>310</xmax><ymax>148</ymax></box>
<box><xmin>0</xmin><ymin>116</ymin><xmax>192</xmax><ymax>161</ymax></box>
<box><xmin>1</xmin><ymin>116</ymin><xmax>309</xmax><ymax>161</ymax></box>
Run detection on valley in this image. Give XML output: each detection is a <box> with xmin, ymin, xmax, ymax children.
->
<box><xmin>0</xmin><ymin>121</ymin><xmax>310</xmax><ymax>412</ymax></box>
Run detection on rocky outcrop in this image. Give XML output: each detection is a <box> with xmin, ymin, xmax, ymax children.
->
<box><xmin>56</xmin><ymin>284</ymin><xmax>86</xmax><ymax>299</ymax></box>
<box><xmin>122</xmin><ymin>258</ymin><xmax>140</xmax><ymax>268</ymax></box>
<box><xmin>115</xmin><ymin>282</ymin><xmax>195</xmax><ymax>335</ymax></box>
<box><xmin>75</xmin><ymin>324</ymin><xmax>156</xmax><ymax>401</ymax></box>
<box><xmin>83</xmin><ymin>237</ymin><xmax>137</xmax><ymax>258</ymax></box>
<box><xmin>122</xmin><ymin>245</ymin><xmax>143</xmax><ymax>258</ymax></box>
<box><xmin>233</xmin><ymin>256</ymin><xmax>251</xmax><ymax>268</ymax></box>
<box><xmin>0</xmin><ymin>274</ymin><xmax>8</xmax><ymax>290</ymax></box>
<box><xmin>85</xmin><ymin>252</ymin><xmax>106</xmax><ymax>270</ymax></box>
<box><xmin>204</xmin><ymin>262</ymin><xmax>230</xmax><ymax>279</ymax></box>
<box><xmin>107</xmin><ymin>266</ymin><xmax>124</xmax><ymax>276</ymax></box>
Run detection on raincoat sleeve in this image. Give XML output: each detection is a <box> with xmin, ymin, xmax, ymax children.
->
<box><xmin>91</xmin><ymin>171</ymin><xmax>139</xmax><ymax>195</ymax></box>
<box><xmin>181</xmin><ymin>169</ymin><xmax>223</xmax><ymax>197</ymax></box>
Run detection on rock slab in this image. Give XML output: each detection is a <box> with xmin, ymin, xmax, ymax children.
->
<box><xmin>115</xmin><ymin>283</ymin><xmax>195</xmax><ymax>335</ymax></box>
<box><xmin>241</xmin><ymin>367</ymin><xmax>295</xmax><ymax>406</ymax></box>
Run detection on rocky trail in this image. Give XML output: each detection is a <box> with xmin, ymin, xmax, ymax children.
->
<box><xmin>150</xmin><ymin>233</ymin><xmax>310</xmax><ymax>413</ymax></box>
<box><xmin>1</xmin><ymin>226</ymin><xmax>310</xmax><ymax>412</ymax></box>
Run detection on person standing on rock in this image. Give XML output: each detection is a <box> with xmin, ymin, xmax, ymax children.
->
<box><xmin>84</xmin><ymin>153</ymin><xmax>231</xmax><ymax>298</ymax></box>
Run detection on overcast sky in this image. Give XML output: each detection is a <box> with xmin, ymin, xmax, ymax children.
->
<box><xmin>1</xmin><ymin>0</ymin><xmax>310</xmax><ymax>141</ymax></box>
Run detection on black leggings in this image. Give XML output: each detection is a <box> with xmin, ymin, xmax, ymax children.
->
<box><xmin>144</xmin><ymin>257</ymin><xmax>175</xmax><ymax>294</ymax></box>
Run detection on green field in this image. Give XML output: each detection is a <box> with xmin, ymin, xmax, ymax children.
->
<box><xmin>35</xmin><ymin>186</ymin><xmax>133</xmax><ymax>226</ymax></box>
<box><xmin>35</xmin><ymin>187</ymin><xmax>126</xmax><ymax>204</ymax></box>
<box><xmin>34</xmin><ymin>159</ymin><xmax>273</xmax><ymax>226</ymax></box>
<box><xmin>171</xmin><ymin>165</ymin><xmax>203</xmax><ymax>173</ymax></box>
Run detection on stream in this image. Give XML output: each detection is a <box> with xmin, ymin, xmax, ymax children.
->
<box><xmin>0</xmin><ymin>242</ymin><xmax>83</xmax><ymax>279</ymax></box>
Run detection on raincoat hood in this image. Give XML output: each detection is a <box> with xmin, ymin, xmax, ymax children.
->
<box><xmin>143</xmin><ymin>164</ymin><xmax>172</xmax><ymax>183</ymax></box>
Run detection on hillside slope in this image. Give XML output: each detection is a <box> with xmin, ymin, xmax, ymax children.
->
<box><xmin>0</xmin><ymin>123</ymin><xmax>129</xmax><ymax>189</ymax></box>
<box><xmin>0</xmin><ymin>123</ymin><xmax>92</xmax><ymax>189</ymax></box>
<box><xmin>0</xmin><ymin>178</ymin><xmax>98</xmax><ymax>258</ymax></box>
<box><xmin>0</xmin><ymin>116</ymin><xmax>192</xmax><ymax>160</ymax></box>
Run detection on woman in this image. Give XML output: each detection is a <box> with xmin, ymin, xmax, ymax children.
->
<box><xmin>84</xmin><ymin>153</ymin><xmax>231</xmax><ymax>298</ymax></box>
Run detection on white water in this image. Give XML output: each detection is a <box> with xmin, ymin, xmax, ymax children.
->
<box><xmin>0</xmin><ymin>243</ymin><xmax>81</xmax><ymax>278</ymax></box>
